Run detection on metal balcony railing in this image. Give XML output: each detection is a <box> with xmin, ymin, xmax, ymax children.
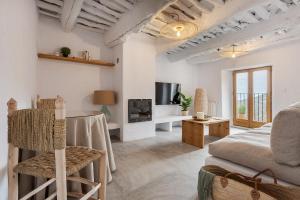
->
<box><xmin>236</xmin><ymin>93</ymin><xmax>268</xmax><ymax>122</ymax></box>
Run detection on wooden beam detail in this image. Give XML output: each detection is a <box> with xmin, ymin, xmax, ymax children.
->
<box><xmin>61</xmin><ymin>0</ymin><xmax>84</xmax><ymax>32</ymax></box>
<box><xmin>174</xmin><ymin>1</ymin><xmax>201</xmax><ymax>19</ymax></box>
<box><xmin>77</xmin><ymin>18</ymin><xmax>110</xmax><ymax>30</ymax></box>
<box><xmin>99</xmin><ymin>0</ymin><xmax>127</xmax><ymax>13</ymax></box>
<box><xmin>168</xmin><ymin>5</ymin><xmax>300</xmax><ymax>61</ymax></box>
<box><xmin>113</xmin><ymin>0</ymin><xmax>134</xmax><ymax>10</ymax></box>
<box><xmin>37</xmin><ymin>1</ymin><xmax>62</xmax><ymax>13</ymax></box>
<box><xmin>104</xmin><ymin>0</ymin><xmax>172</xmax><ymax>46</ymax></box>
<box><xmin>77</xmin><ymin>24</ymin><xmax>105</xmax><ymax>33</ymax></box>
<box><xmin>85</xmin><ymin>0</ymin><xmax>122</xmax><ymax>18</ymax></box>
<box><xmin>208</xmin><ymin>0</ymin><xmax>225</xmax><ymax>6</ymax></box>
<box><xmin>79</xmin><ymin>11</ymin><xmax>113</xmax><ymax>26</ymax></box>
<box><xmin>39</xmin><ymin>10</ymin><xmax>60</xmax><ymax>18</ymax></box>
<box><xmin>43</xmin><ymin>0</ymin><xmax>63</xmax><ymax>7</ymax></box>
<box><xmin>82</xmin><ymin>4</ymin><xmax>118</xmax><ymax>23</ymax></box>
<box><xmin>166</xmin><ymin>7</ymin><xmax>193</xmax><ymax>22</ymax></box>
<box><xmin>189</xmin><ymin>0</ymin><xmax>214</xmax><ymax>13</ymax></box>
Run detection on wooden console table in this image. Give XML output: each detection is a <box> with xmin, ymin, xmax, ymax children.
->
<box><xmin>182</xmin><ymin>118</ymin><xmax>230</xmax><ymax>148</ymax></box>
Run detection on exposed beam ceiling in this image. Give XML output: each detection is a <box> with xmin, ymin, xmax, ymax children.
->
<box><xmin>61</xmin><ymin>0</ymin><xmax>85</xmax><ymax>32</ymax></box>
<box><xmin>37</xmin><ymin>0</ymin><xmax>140</xmax><ymax>34</ymax></box>
<box><xmin>104</xmin><ymin>0</ymin><xmax>171</xmax><ymax>47</ymax></box>
<box><xmin>164</xmin><ymin>0</ymin><xmax>300</xmax><ymax>62</ymax></box>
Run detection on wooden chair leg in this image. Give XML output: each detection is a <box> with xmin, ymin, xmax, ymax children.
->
<box><xmin>98</xmin><ymin>152</ymin><xmax>107</xmax><ymax>200</ymax></box>
<box><xmin>55</xmin><ymin>150</ymin><xmax>67</xmax><ymax>200</ymax></box>
<box><xmin>8</xmin><ymin>144</ymin><xmax>19</xmax><ymax>200</ymax></box>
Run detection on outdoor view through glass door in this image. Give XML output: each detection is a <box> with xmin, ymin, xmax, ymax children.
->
<box><xmin>233</xmin><ymin>66</ymin><xmax>272</xmax><ymax>128</ymax></box>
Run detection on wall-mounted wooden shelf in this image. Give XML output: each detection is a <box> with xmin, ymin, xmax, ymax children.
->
<box><xmin>38</xmin><ymin>53</ymin><xmax>115</xmax><ymax>67</ymax></box>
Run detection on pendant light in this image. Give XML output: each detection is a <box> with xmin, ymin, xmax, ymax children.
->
<box><xmin>160</xmin><ymin>13</ymin><xmax>198</xmax><ymax>40</ymax></box>
<box><xmin>218</xmin><ymin>45</ymin><xmax>249</xmax><ymax>58</ymax></box>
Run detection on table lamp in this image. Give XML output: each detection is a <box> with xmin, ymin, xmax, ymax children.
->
<box><xmin>94</xmin><ymin>90</ymin><xmax>116</xmax><ymax>122</ymax></box>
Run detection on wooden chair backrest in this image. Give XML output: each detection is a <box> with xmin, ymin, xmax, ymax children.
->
<box><xmin>7</xmin><ymin>96</ymin><xmax>66</xmax><ymax>152</ymax></box>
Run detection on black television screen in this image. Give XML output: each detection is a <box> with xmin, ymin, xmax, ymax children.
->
<box><xmin>155</xmin><ymin>82</ymin><xmax>181</xmax><ymax>105</ymax></box>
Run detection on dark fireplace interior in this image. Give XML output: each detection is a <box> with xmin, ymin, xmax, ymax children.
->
<box><xmin>128</xmin><ymin>99</ymin><xmax>152</xmax><ymax>123</ymax></box>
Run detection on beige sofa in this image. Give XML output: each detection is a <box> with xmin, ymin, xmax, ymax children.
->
<box><xmin>206</xmin><ymin>122</ymin><xmax>300</xmax><ymax>186</ymax></box>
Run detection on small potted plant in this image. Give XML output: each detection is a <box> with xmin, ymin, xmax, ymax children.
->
<box><xmin>179</xmin><ymin>92</ymin><xmax>192</xmax><ymax>116</ymax></box>
<box><xmin>60</xmin><ymin>47</ymin><xmax>71</xmax><ymax>57</ymax></box>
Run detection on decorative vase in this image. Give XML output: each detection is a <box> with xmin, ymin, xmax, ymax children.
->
<box><xmin>181</xmin><ymin>110</ymin><xmax>189</xmax><ymax>116</ymax></box>
<box><xmin>194</xmin><ymin>88</ymin><xmax>208</xmax><ymax>116</ymax></box>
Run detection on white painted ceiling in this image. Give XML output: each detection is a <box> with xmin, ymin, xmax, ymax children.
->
<box><xmin>37</xmin><ymin>0</ymin><xmax>141</xmax><ymax>33</ymax></box>
<box><xmin>37</xmin><ymin>0</ymin><xmax>300</xmax><ymax>64</ymax></box>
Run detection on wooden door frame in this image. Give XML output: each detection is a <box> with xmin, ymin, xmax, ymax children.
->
<box><xmin>233</xmin><ymin>66</ymin><xmax>272</xmax><ymax>128</ymax></box>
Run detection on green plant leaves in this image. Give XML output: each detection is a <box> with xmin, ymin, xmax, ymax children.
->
<box><xmin>179</xmin><ymin>92</ymin><xmax>192</xmax><ymax>111</ymax></box>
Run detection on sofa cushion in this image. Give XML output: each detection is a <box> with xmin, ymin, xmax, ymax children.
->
<box><xmin>271</xmin><ymin>107</ymin><xmax>300</xmax><ymax>166</ymax></box>
<box><xmin>209</xmin><ymin>132</ymin><xmax>300</xmax><ymax>185</ymax></box>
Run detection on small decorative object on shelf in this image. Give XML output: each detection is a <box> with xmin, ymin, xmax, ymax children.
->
<box><xmin>179</xmin><ymin>92</ymin><xmax>192</xmax><ymax>116</ymax></box>
<box><xmin>38</xmin><ymin>53</ymin><xmax>115</xmax><ymax>67</ymax></box>
<box><xmin>82</xmin><ymin>50</ymin><xmax>90</xmax><ymax>60</ymax></box>
<box><xmin>60</xmin><ymin>47</ymin><xmax>71</xmax><ymax>57</ymax></box>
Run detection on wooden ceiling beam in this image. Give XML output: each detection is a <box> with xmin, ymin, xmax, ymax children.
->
<box><xmin>104</xmin><ymin>0</ymin><xmax>171</xmax><ymax>47</ymax></box>
<box><xmin>37</xmin><ymin>1</ymin><xmax>62</xmax><ymax>13</ymax></box>
<box><xmin>146</xmin><ymin>23</ymin><xmax>161</xmax><ymax>32</ymax></box>
<box><xmin>113</xmin><ymin>0</ymin><xmax>134</xmax><ymax>10</ymax></box>
<box><xmin>143</xmin><ymin>27</ymin><xmax>160</xmax><ymax>36</ymax></box>
<box><xmin>43</xmin><ymin>0</ymin><xmax>63</xmax><ymax>7</ymax></box>
<box><xmin>85</xmin><ymin>0</ymin><xmax>122</xmax><ymax>18</ymax></box>
<box><xmin>79</xmin><ymin>12</ymin><xmax>113</xmax><ymax>26</ymax></box>
<box><xmin>77</xmin><ymin>24</ymin><xmax>105</xmax><ymax>33</ymax></box>
<box><xmin>166</xmin><ymin>7</ymin><xmax>193</xmax><ymax>22</ymax></box>
<box><xmin>82</xmin><ymin>4</ymin><xmax>118</xmax><ymax>23</ymax></box>
<box><xmin>99</xmin><ymin>0</ymin><xmax>127</xmax><ymax>13</ymax></box>
<box><xmin>189</xmin><ymin>0</ymin><xmax>214</xmax><ymax>13</ymax></box>
<box><xmin>77</xmin><ymin>18</ymin><xmax>110</xmax><ymax>30</ymax></box>
<box><xmin>39</xmin><ymin>10</ymin><xmax>60</xmax><ymax>18</ymax></box>
<box><xmin>152</xmin><ymin>18</ymin><xmax>167</xmax><ymax>27</ymax></box>
<box><xmin>208</xmin><ymin>0</ymin><xmax>225</xmax><ymax>6</ymax></box>
<box><xmin>167</xmin><ymin>5</ymin><xmax>300</xmax><ymax>61</ymax></box>
<box><xmin>61</xmin><ymin>0</ymin><xmax>84</xmax><ymax>32</ymax></box>
<box><xmin>174</xmin><ymin>1</ymin><xmax>201</xmax><ymax>19</ymax></box>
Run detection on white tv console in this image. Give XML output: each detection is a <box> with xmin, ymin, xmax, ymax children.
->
<box><xmin>154</xmin><ymin>115</ymin><xmax>193</xmax><ymax>132</ymax></box>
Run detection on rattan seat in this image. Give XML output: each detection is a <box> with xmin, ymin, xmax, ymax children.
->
<box><xmin>14</xmin><ymin>146</ymin><xmax>102</xmax><ymax>178</ymax></box>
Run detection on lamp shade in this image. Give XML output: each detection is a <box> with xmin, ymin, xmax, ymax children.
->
<box><xmin>94</xmin><ymin>90</ymin><xmax>116</xmax><ymax>105</ymax></box>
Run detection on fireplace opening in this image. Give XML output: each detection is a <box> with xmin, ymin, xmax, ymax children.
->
<box><xmin>128</xmin><ymin>99</ymin><xmax>152</xmax><ymax>123</ymax></box>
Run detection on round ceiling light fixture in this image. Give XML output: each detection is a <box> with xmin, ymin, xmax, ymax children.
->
<box><xmin>160</xmin><ymin>13</ymin><xmax>198</xmax><ymax>40</ymax></box>
<box><xmin>218</xmin><ymin>44</ymin><xmax>249</xmax><ymax>58</ymax></box>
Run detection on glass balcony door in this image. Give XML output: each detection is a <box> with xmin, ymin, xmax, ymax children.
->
<box><xmin>233</xmin><ymin>67</ymin><xmax>272</xmax><ymax>128</ymax></box>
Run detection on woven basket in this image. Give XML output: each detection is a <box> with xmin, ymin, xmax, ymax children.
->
<box><xmin>202</xmin><ymin>165</ymin><xmax>300</xmax><ymax>200</ymax></box>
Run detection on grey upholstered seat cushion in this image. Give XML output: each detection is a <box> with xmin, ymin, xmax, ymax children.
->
<box><xmin>271</xmin><ymin>107</ymin><xmax>300</xmax><ymax>166</ymax></box>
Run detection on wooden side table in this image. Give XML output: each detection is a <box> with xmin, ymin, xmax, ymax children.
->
<box><xmin>182</xmin><ymin>118</ymin><xmax>230</xmax><ymax>148</ymax></box>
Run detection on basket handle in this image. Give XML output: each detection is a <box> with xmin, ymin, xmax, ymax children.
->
<box><xmin>222</xmin><ymin>172</ymin><xmax>261</xmax><ymax>200</ymax></box>
<box><xmin>252</xmin><ymin>168</ymin><xmax>278</xmax><ymax>184</ymax></box>
<box><xmin>224</xmin><ymin>172</ymin><xmax>256</xmax><ymax>182</ymax></box>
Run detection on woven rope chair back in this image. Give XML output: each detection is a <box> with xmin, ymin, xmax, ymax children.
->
<box><xmin>8</xmin><ymin>108</ymin><xmax>66</xmax><ymax>152</ymax></box>
<box><xmin>37</xmin><ymin>98</ymin><xmax>56</xmax><ymax>109</ymax></box>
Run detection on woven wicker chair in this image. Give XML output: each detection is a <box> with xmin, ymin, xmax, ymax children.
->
<box><xmin>7</xmin><ymin>96</ymin><xmax>106</xmax><ymax>200</ymax></box>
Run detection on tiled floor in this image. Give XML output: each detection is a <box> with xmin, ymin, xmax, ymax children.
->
<box><xmin>107</xmin><ymin>126</ymin><xmax>246</xmax><ymax>200</ymax></box>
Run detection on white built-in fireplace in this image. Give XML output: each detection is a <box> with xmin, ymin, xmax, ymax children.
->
<box><xmin>128</xmin><ymin>99</ymin><xmax>152</xmax><ymax>123</ymax></box>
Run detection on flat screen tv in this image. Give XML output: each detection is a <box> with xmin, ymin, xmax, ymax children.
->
<box><xmin>155</xmin><ymin>82</ymin><xmax>181</xmax><ymax>105</ymax></box>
